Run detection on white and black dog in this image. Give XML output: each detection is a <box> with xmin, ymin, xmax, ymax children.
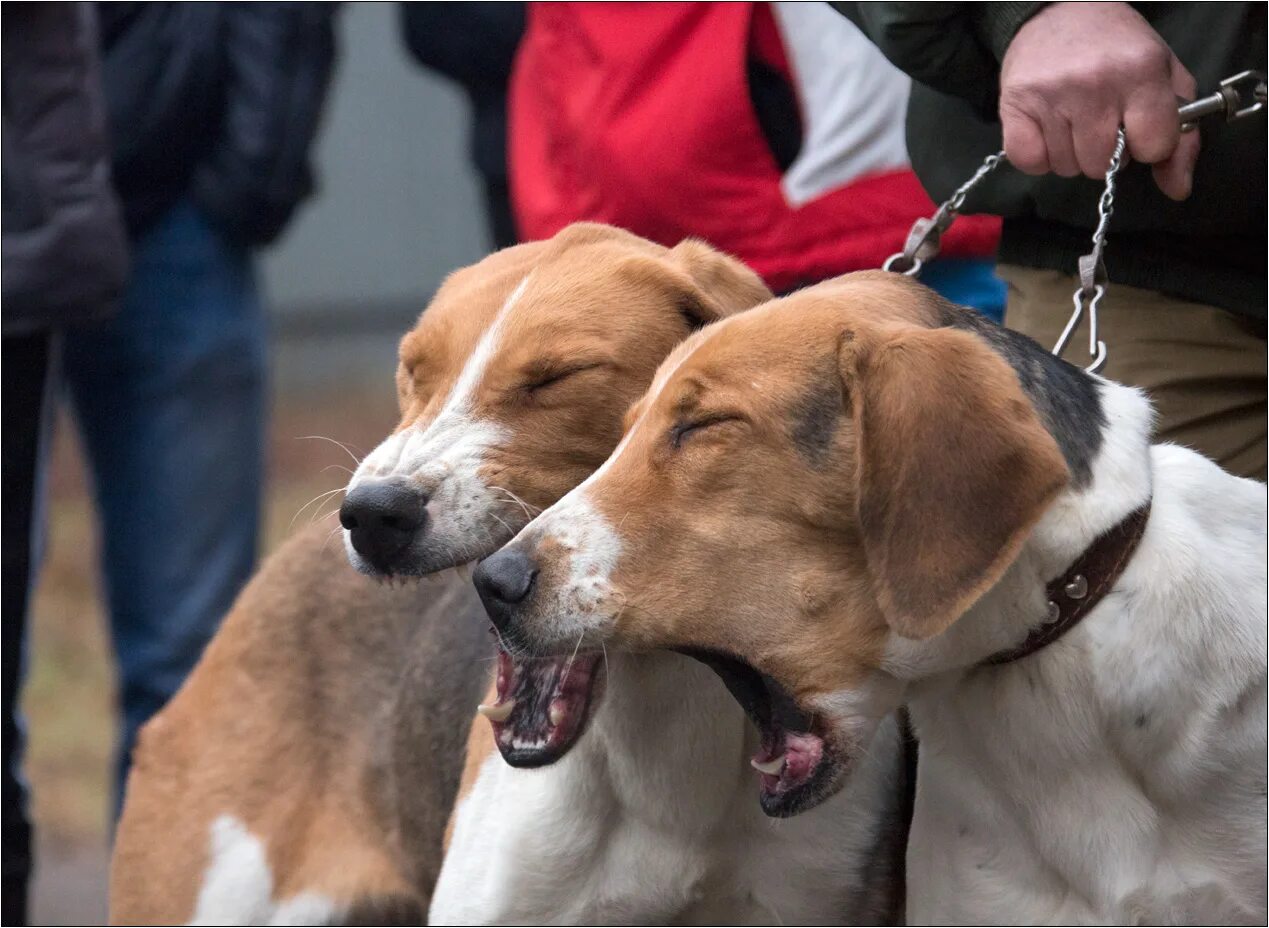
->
<box><xmin>477</xmin><ymin>271</ymin><xmax>1268</xmax><ymax>924</ymax></box>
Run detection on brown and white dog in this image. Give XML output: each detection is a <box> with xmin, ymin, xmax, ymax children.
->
<box><xmin>339</xmin><ymin>225</ymin><xmax>910</xmax><ymax>924</ymax></box>
<box><xmin>110</xmin><ymin>522</ymin><xmax>490</xmax><ymax>924</ymax></box>
<box><xmin>113</xmin><ymin>226</ymin><xmax>909</xmax><ymax>924</ymax></box>
<box><xmin>477</xmin><ymin>271</ymin><xmax>1268</xmax><ymax>924</ymax></box>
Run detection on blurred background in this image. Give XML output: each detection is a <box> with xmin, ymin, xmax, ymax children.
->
<box><xmin>9</xmin><ymin>2</ymin><xmax>1010</xmax><ymax>923</ymax></box>
<box><xmin>25</xmin><ymin>5</ymin><xmax>486</xmax><ymax>922</ymax></box>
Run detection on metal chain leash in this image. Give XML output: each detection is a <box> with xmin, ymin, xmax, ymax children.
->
<box><xmin>1051</xmin><ymin>128</ymin><xmax>1125</xmax><ymax>373</ymax></box>
<box><xmin>882</xmin><ymin>70</ymin><xmax>1267</xmax><ymax>374</ymax></box>
<box><xmin>882</xmin><ymin>150</ymin><xmax>1006</xmax><ymax>276</ymax></box>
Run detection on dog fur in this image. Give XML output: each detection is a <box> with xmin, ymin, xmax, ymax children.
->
<box><xmin>111</xmin><ymin>524</ymin><xmax>490</xmax><ymax>923</ymax></box>
<box><xmin>493</xmin><ymin>271</ymin><xmax>1268</xmax><ymax>923</ymax></box>
<box><xmin>114</xmin><ymin>227</ymin><xmax>910</xmax><ymax>924</ymax></box>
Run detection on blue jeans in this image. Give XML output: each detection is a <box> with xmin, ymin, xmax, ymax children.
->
<box><xmin>63</xmin><ymin>200</ymin><xmax>266</xmax><ymax>799</ymax></box>
<box><xmin>920</xmin><ymin>257</ymin><xmax>1007</xmax><ymax>323</ymax></box>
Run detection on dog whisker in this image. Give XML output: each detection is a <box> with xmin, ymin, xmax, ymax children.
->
<box><xmin>289</xmin><ymin>485</ymin><xmax>346</xmax><ymax>531</ymax></box>
<box><xmin>320</xmin><ymin>524</ymin><xmax>343</xmax><ymax>555</ymax></box>
<box><xmin>297</xmin><ymin>434</ymin><xmax>364</xmax><ymax>468</ymax></box>
<box><xmin>488</xmin><ymin>484</ymin><xmax>541</xmax><ymax>520</ymax></box>
<box><xmin>491</xmin><ymin>625</ymin><xmax>528</xmax><ymax>661</ymax></box>
<box><xmin>310</xmin><ymin>505</ymin><xmax>342</xmax><ymax>525</ymax></box>
<box><xmin>563</xmin><ymin>630</ymin><xmax>585</xmax><ymax>677</ymax></box>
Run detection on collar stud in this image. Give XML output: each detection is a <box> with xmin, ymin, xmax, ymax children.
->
<box><xmin>981</xmin><ymin>502</ymin><xmax>1152</xmax><ymax>667</ymax></box>
<box><xmin>1064</xmin><ymin>574</ymin><xmax>1089</xmax><ymax>600</ymax></box>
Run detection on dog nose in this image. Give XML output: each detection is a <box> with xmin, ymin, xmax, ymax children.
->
<box><xmin>339</xmin><ymin>479</ymin><xmax>426</xmax><ymax>571</ymax></box>
<box><xmin>473</xmin><ymin>549</ymin><xmax>538</xmax><ymax>630</ymax></box>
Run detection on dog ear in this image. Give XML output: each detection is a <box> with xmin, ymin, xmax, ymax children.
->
<box><xmin>664</xmin><ymin>239</ymin><xmax>772</xmax><ymax>327</ymax></box>
<box><xmin>841</xmin><ymin>324</ymin><xmax>1070</xmax><ymax>640</ymax></box>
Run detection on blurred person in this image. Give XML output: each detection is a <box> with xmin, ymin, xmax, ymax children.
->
<box><xmin>509</xmin><ymin>2</ymin><xmax>1004</xmax><ymax>314</ymax></box>
<box><xmin>79</xmin><ymin>3</ymin><xmax>335</xmax><ymax>805</ymax></box>
<box><xmin>842</xmin><ymin>3</ymin><xmax>1267</xmax><ymax>479</ymax></box>
<box><xmin>2</xmin><ymin>4</ymin><xmax>129</xmax><ymax>922</ymax></box>
<box><xmin>401</xmin><ymin>2</ymin><xmax>526</xmax><ymax>249</ymax></box>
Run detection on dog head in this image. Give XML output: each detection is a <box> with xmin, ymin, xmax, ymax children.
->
<box><xmin>476</xmin><ymin>271</ymin><xmax>1092</xmax><ymax>814</ymax></box>
<box><xmin>343</xmin><ymin>223</ymin><xmax>770</xmax><ymax>763</ymax></box>
<box><xmin>343</xmin><ymin>223</ymin><xmax>769</xmax><ymax>576</ymax></box>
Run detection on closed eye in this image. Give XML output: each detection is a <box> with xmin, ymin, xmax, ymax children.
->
<box><xmin>522</xmin><ymin>362</ymin><xmax>604</xmax><ymax>394</ymax></box>
<box><xmin>670</xmin><ymin>415</ymin><xmax>743</xmax><ymax>449</ymax></box>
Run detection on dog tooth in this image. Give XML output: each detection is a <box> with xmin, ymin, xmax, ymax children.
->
<box><xmin>548</xmin><ymin>703</ymin><xmax>565</xmax><ymax>726</ymax></box>
<box><xmin>750</xmin><ymin>754</ymin><xmax>786</xmax><ymax>776</ymax></box>
<box><xmin>477</xmin><ymin>699</ymin><xmax>515</xmax><ymax>722</ymax></box>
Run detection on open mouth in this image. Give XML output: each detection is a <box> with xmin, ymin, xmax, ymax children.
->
<box><xmin>477</xmin><ymin>640</ymin><xmax>606</xmax><ymax>767</ymax></box>
<box><xmin>677</xmin><ymin>648</ymin><xmax>840</xmax><ymax>817</ymax></box>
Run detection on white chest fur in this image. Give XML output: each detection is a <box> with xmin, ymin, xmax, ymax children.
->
<box><xmin>432</xmin><ymin>652</ymin><xmax>903</xmax><ymax>925</ymax></box>
<box><xmin>905</xmin><ymin>445</ymin><xmax>1268</xmax><ymax>925</ymax></box>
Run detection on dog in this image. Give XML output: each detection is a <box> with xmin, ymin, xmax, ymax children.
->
<box><xmin>340</xmin><ymin>223</ymin><xmax>912</xmax><ymax>923</ymax></box>
<box><xmin>476</xmin><ymin>270</ymin><xmax>1268</xmax><ymax>924</ymax></box>
<box><xmin>110</xmin><ymin>522</ymin><xmax>490</xmax><ymax>924</ymax></box>
<box><xmin>113</xmin><ymin>226</ymin><xmax>909</xmax><ymax>924</ymax></box>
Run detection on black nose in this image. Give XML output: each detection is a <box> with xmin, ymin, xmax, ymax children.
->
<box><xmin>339</xmin><ymin>479</ymin><xmax>427</xmax><ymax>572</ymax></box>
<box><xmin>473</xmin><ymin>549</ymin><xmax>538</xmax><ymax>630</ymax></box>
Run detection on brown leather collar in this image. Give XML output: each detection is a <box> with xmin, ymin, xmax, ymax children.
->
<box><xmin>982</xmin><ymin>501</ymin><xmax>1152</xmax><ymax>667</ymax></box>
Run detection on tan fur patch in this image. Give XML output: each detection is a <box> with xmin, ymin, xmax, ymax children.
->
<box><xmin>527</xmin><ymin>272</ymin><xmax>1070</xmax><ymax>704</ymax></box>
<box><xmin>110</xmin><ymin>523</ymin><xmax>488</xmax><ymax>923</ymax></box>
<box><xmin>849</xmin><ymin>323</ymin><xmax>1069</xmax><ymax>638</ymax></box>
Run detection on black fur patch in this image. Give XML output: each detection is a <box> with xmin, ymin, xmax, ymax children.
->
<box><xmin>937</xmin><ymin>302</ymin><xmax>1105</xmax><ymax>487</ymax></box>
<box><xmin>340</xmin><ymin>895</ymin><xmax>425</xmax><ymax>926</ymax></box>
<box><xmin>789</xmin><ymin>372</ymin><xmax>842</xmax><ymax>467</ymax></box>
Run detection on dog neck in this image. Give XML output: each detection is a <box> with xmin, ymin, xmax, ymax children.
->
<box><xmin>886</xmin><ymin>377</ymin><xmax>1155</xmax><ymax>679</ymax></box>
<box><xmin>578</xmin><ymin>651</ymin><xmax>758</xmax><ymax>828</ymax></box>
<box><xmin>889</xmin><ymin>375</ymin><xmax>1266</xmax><ymax>923</ymax></box>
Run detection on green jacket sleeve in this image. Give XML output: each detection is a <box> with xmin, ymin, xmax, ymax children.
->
<box><xmin>831</xmin><ymin>2</ymin><xmax>1047</xmax><ymax>114</ymax></box>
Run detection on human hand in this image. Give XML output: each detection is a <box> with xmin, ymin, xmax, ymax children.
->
<box><xmin>999</xmin><ymin>2</ymin><xmax>1199</xmax><ymax>200</ymax></box>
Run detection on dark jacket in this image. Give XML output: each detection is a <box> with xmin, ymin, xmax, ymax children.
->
<box><xmin>2</xmin><ymin>3</ymin><xmax>129</xmax><ymax>336</ymax></box>
<box><xmin>400</xmin><ymin>2</ymin><xmax>525</xmax><ymax>186</ymax></box>
<box><xmin>837</xmin><ymin>3</ymin><xmax>1267</xmax><ymax>318</ymax></box>
<box><xmin>98</xmin><ymin>2</ymin><xmax>336</xmax><ymax>246</ymax></box>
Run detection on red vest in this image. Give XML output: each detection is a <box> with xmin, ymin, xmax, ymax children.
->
<box><xmin>510</xmin><ymin>2</ymin><xmax>999</xmax><ymax>292</ymax></box>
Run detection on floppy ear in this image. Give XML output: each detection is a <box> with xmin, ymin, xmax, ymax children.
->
<box><xmin>664</xmin><ymin>239</ymin><xmax>772</xmax><ymax>326</ymax></box>
<box><xmin>842</xmin><ymin>324</ymin><xmax>1070</xmax><ymax>640</ymax></box>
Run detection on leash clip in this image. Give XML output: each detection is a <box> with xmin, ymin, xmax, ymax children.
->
<box><xmin>1053</xmin><ymin>254</ymin><xmax>1109</xmax><ymax>375</ymax></box>
<box><xmin>1051</xmin><ymin>129</ymin><xmax>1124</xmax><ymax>374</ymax></box>
<box><xmin>882</xmin><ymin>150</ymin><xmax>1006</xmax><ymax>275</ymax></box>
<box><xmin>1179</xmin><ymin>70</ymin><xmax>1267</xmax><ymax>132</ymax></box>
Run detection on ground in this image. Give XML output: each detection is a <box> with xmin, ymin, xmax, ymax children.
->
<box><xmin>25</xmin><ymin>378</ymin><xmax>400</xmax><ymax>925</ymax></box>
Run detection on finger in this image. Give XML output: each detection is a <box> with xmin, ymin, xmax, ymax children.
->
<box><xmin>1153</xmin><ymin>124</ymin><xmax>1200</xmax><ymax>200</ymax></box>
<box><xmin>1123</xmin><ymin>56</ymin><xmax>1187</xmax><ymax>166</ymax></box>
<box><xmin>1001</xmin><ymin>105</ymin><xmax>1050</xmax><ymax>175</ymax></box>
<box><xmin>1040</xmin><ymin>112</ymin><xmax>1081</xmax><ymax>178</ymax></box>
<box><xmin>1072</xmin><ymin>109</ymin><xmax>1121</xmax><ymax>180</ymax></box>
<box><xmin>1169</xmin><ymin>53</ymin><xmax>1199</xmax><ymax>105</ymax></box>
<box><xmin>1151</xmin><ymin>57</ymin><xmax>1200</xmax><ymax>200</ymax></box>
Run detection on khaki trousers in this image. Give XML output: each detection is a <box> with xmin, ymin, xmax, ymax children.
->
<box><xmin>999</xmin><ymin>264</ymin><xmax>1267</xmax><ymax>482</ymax></box>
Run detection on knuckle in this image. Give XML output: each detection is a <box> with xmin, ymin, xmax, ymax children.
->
<box><xmin>1122</xmin><ymin>41</ymin><xmax>1171</xmax><ymax>76</ymax></box>
<box><xmin>1000</xmin><ymin>85</ymin><xmax>1043</xmax><ymax>114</ymax></box>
